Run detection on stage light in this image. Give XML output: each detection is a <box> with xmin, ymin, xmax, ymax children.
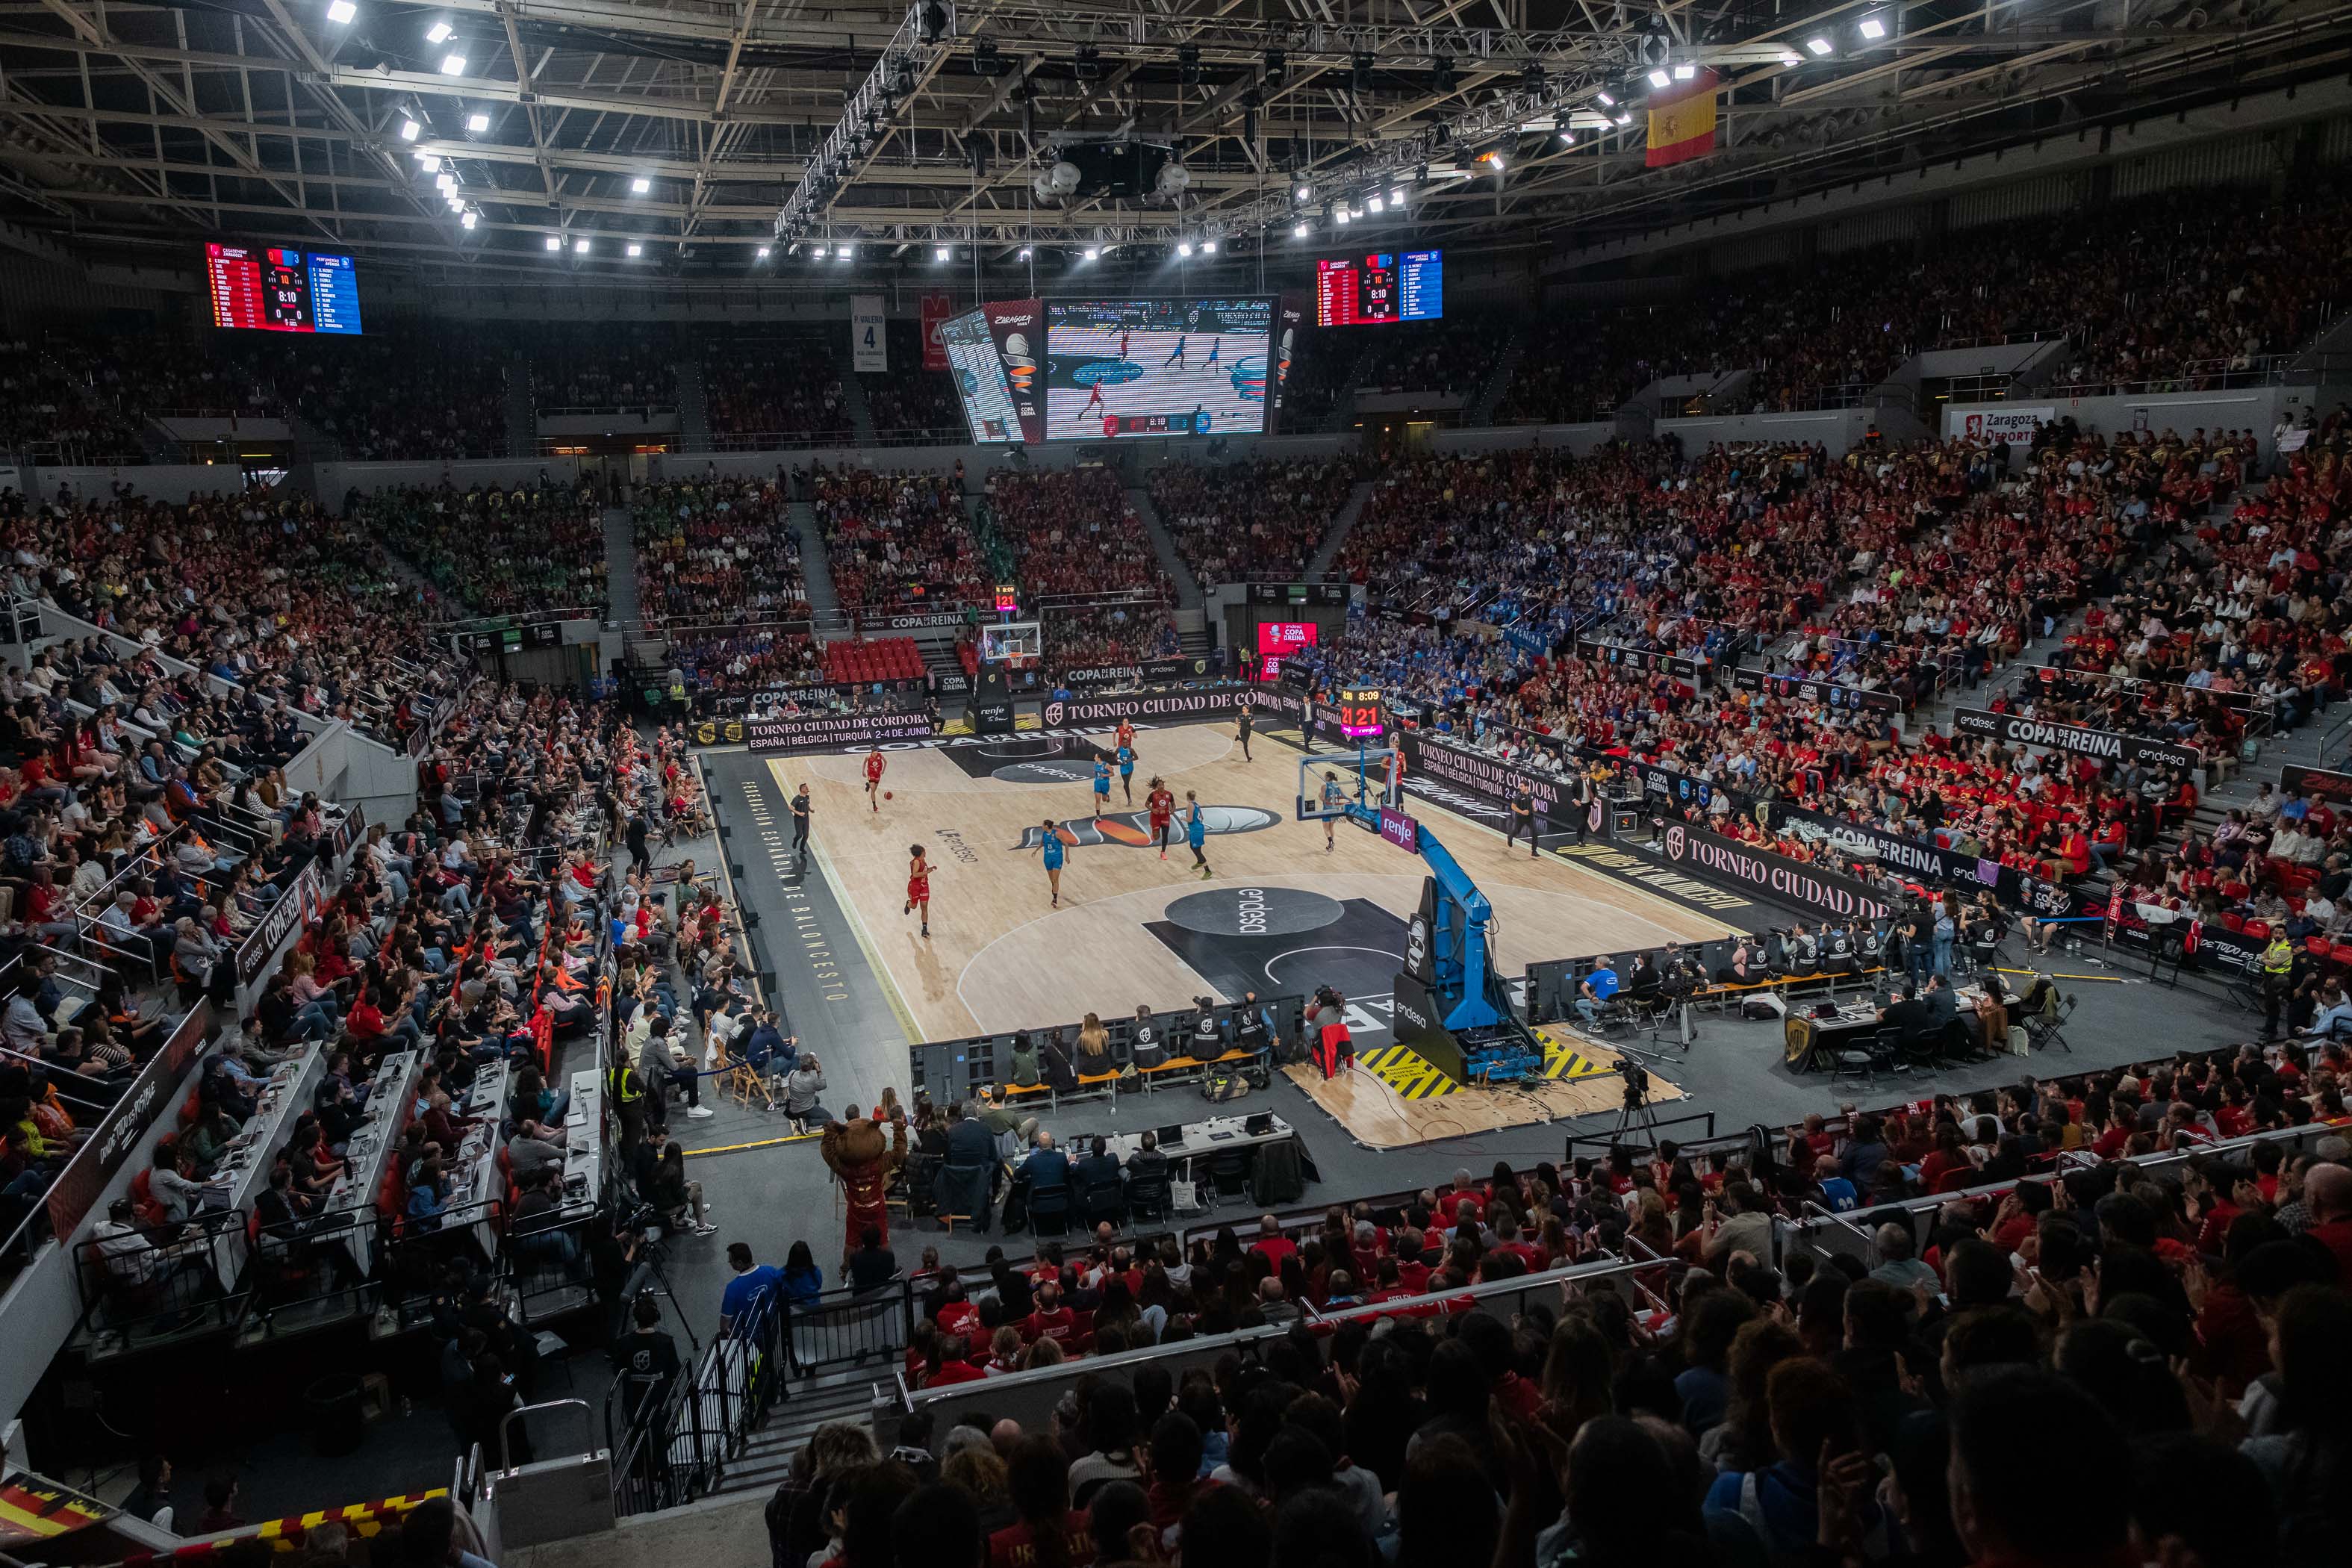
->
<box><xmin>1177</xmin><ymin>240</ymin><xmax>1193</xmax><ymax>257</ymax></box>
<box><xmin>1614</xmin><ymin>111</ymin><xmax>1633</xmax><ymax>125</ymax></box>
<box><xmin>426</xmin><ymin>19</ymin><xmax>452</xmax><ymax>43</ymax></box>
<box><xmin>412</xmin><ymin>148</ymin><xmax>436</xmax><ymax>167</ymax></box>
<box><xmin>1201</xmin><ymin>238</ymin><xmax>1216</xmax><ymax>254</ymax></box>
<box><xmin>1292</xmin><ymin>222</ymin><xmax>1309</xmax><ymax>238</ymax></box>
<box><xmin>838</xmin><ymin>243</ymin><xmax>853</xmax><ymax>260</ymax></box>
<box><xmin>1390</xmin><ymin>187</ymin><xmax>1407</xmax><ymax>206</ymax></box>
<box><xmin>1367</xmin><ymin>196</ymin><xmax>1384</xmax><ymax>214</ymax></box>
<box><xmin>1859</xmin><ymin>15</ymin><xmax>1888</xmax><ymax>38</ymax></box>
<box><xmin>1335</xmin><ymin>208</ymin><xmax>1349</xmax><ymax>226</ymax></box>
<box><xmin>627</xmin><ymin>243</ymin><xmax>644</xmax><ymax>257</ymax></box>
<box><xmin>1483</xmin><ymin>150</ymin><xmax>1507</xmax><ymax>172</ymax></box>
<box><xmin>936</xmin><ymin>244</ymin><xmax>951</xmax><ymax>261</ymax></box>
<box><xmin>1596</xmin><ymin>89</ymin><xmax>1616</xmax><ymax>107</ymax></box>
<box><xmin>1263</xmin><ymin>49</ymin><xmax>1286</xmax><ymax>83</ymax></box>
<box><xmin>435</xmin><ymin>172</ymin><xmax>455</xmax><ymax>192</ymax></box>
<box><xmin>441</xmin><ymin>52</ymin><xmax>468</xmax><ymax>75</ymax></box>
<box><xmin>1805</xmin><ymin>35</ymin><xmax>1834</xmax><ymax>56</ymax></box>
<box><xmin>1674</xmin><ymin>62</ymin><xmax>1697</xmax><ymax>80</ymax></box>
<box><xmin>544</xmin><ymin>234</ymin><xmax>561</xmax><ymax>251</ymax></box>
<box><xmin>1294</xmin><ymin>182</ymin><xmax>1312</xmax><ymax>202</ymax></box>
<box><xmin>1082</xmin><ymin>246</ymin><xmax>1098</xmax><ymax>260</ymax></box>
<box><xmin>1016</xmin><ymin>246</ymin><xmax>1032</xmax><ymax>258</ymax></box>
<box><xmin>326</xmin><ymin>0</ymin><xmax>357</xmax><ymax>23</ymax></box>
<box><xmin>445</xmin><ymin>194</ymin><xmax>464</xmax><ymax>211</ymax></box>
<box><xmin>1648</xmin><ymin>68</ymin><xmax>1670</xmax><ymax>89</ymax></box>
<box><xmin>467</xmin><ymin>111</ymin><xmax>490</xmax><ymax>133</ymax></box>
<box><xmin>631</xmin><ymin>176</ymin><xmax>651</xmax><ymax>194</ymax></box>
<box><xmin>758</xmin><ymin>245</ymin><xmax>774</xmax><ymax>259</ymax></box>
<box><xmin>573</xmin><ymin>237</ymin><xmax>590</xmax><ymax>254</ymax></box>
<box><xmin>460</xmin><ymin>211</ymin><xmax>478</xmax><ymax>229</ymax></box>
<box><xmin>399</xmin><ymin>118</ymin><xmax>421</xmax><ymax>141</ymax></box>
<box><xmin>1559</xmin><ymin>128</ymin><xmax>1575</xmax><ymax>144</ymax></box>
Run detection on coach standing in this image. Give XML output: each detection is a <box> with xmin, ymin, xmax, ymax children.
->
<box><xmin>1236</xmin><ymin>703</ymin><xmax>1253</xmax><ymax>762</ymax></box>
<box><xmin>790</xmin><ymin>784</ymin><xmax>812</xmax><ymax>862</ymax></box>
<box><xmin>1506</xmin><ymin>783</ymin><xmax>1537</xmax><ymax>857</ymax></box>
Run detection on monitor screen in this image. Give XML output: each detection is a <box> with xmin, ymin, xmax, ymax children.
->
<box><xmin>1256</xmin><ymin>620</ymin><xmax>1318</xmax><ymax>680</ymax></box>
<box><xmin>1043</xmin><ymin>296</ymin><xmax>1275</xmax><ymax>439</ymax></box>
<box><xmin>205</xmin><ymin>243</ymin><xmax>364</xmax><ymax>334</ymax></box>
<box><xmin>1314</xmin><ymin>251</ymin><xmax>1442</xmax><ymax>326</ymax></box>
<box><xmin>941</xmin><ymin>308</ymin><xmax>1022</xmax><ymax>444</ymax></box>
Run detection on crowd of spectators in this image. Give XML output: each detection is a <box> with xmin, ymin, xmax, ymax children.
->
<box><xmin>1045</xmin><ymin>605</ymin><xmax>1180</xmax><ymax>679</ymax></box>
<box><xmin>753</xmin><ymin>1033</ymin><xmax>2352</xmax><ymax>1568</ymax></box>
<box><xmin>703</xmin><ymin>335</ymin><xmax>853</xmax><ymax>444</ymax></box>
<box><xmin>632</xmin><ymin>474</ymin><xmax>811</xmax><ymax>626</ymax></box>
<box><xmin>1274</xmin><ymin>332</ymin><xmax>1360</xmax><ymax>430</ymax></box>
<box><xmin>533</xmin><ymin>326</ymin><xmax>677</xmax><ymax>414</ymax></box>
<box><xmin>1148</xmin><ymin>455</ymin><xmax>1372</xmax><ymax>590</ymax></box>
<box><xmin>4</xmin><ymin>485</ymin><xmax>461</xmax><ymax>748</ymax></box>
<box><xmin>269</xmin><ymin>335</ymin><xmax>511</xmax><ymax>461</ymax></box>
<box><xmin>1494</xmin><ymin>179</ymin><xmax>2352</xmax><ymax>421</ymax></box>
<box><xmin>982</xmin><ymin>467</ymin><xmax>1174</xmax><ymax>603</ymax></box>
<box><xmin>355</xmin><ymin>481</ymin><xmax>609</xmax><ymax>618</ymax></box>
<box><xmin>810</xmin><ymin>467</ymin><xmax>989</xmax><ymax>613</ymax></box>
<box><xmin>664</xmin><ymin>629</ymin><xmax>824</xmax><ymax>703</ymax></box>
<box><xmin>865</xmin><ymin>324</ymin><xmax>963</xmax><ymax>439</ymax></box>
<box><xmin>1353</xmin><ymin>313</ymin><xmax>1514</xmax><ymax>401</ymax></box>
<box><xmin>0</xmin><ymin>337</ymin><xmax>158</xmax><ymax>464</ymax></box>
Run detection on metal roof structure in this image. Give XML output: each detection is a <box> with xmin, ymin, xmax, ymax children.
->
<box><xmin>2</xmin><ymin>0</ymin><xmax>2348</xmax><ymax>280</ymax></box>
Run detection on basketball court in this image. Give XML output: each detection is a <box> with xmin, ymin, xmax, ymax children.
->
<box><xmin>763</xmin><ymin>719</ymin><xmax>1734</xmax><ymax>1146</ymax></box>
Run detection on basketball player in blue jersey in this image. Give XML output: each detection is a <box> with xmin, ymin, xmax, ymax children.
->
<box><xmin>1203</xmin><ymin>336</ymin><xmax>1221</xmax><ymax>373</ymax></box>
<box><xmin>1092</xmin><ymin>756</ymin><xmax>1112</xmax><ymax>817</ymax></box>
<box><xmin>1115</xmin><ymin>742</ymin><xmax>1138</xmax><ymax>804</ymax></box>
<box><xmin>1034</xmin><ymin>819</ymin><xmax>1071</xmax><ymax>907</ymax></box>
<box><xmin>1163</xmin><ymin>334</ymin><xmax>1188</xmax><ymax>367</ymax></box>
<box><xmin>1319</xmin><ymin>771</ymin><xmax>1347</xmax><ymax>852</ymax></box>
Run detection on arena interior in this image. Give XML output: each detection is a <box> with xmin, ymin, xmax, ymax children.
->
<box><xmin>5</xmin><ymin>1</ymin><xmax>2352</xmax><ymax>1566</ymax></box>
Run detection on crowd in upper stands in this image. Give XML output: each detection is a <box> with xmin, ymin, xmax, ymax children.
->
<box><xmin>356</xmin><ymin>481</ymin><xmax>609</xmax><ymax>618</ymax></box>
<box><xmin>632</xmin><ymin>474</ymin><xmax>811</xmax><ymax>626</ymax></box>
<box><xmin>1148</xmin><ymin>455</ymin><xmax>1372</xmax><ymax>590</ymax></box>
<box><xmin>271</xmin><ymin>335</ymin><xmax>511</xmax><ymax>461</ymax></box>
<box><xmin>865</xmin><ymin>323</ymin><xmax>964</xmax><ymax>439</ymax></box>
<box><xmin>703</xmin><ymin>335</ymin><xmax>853</xmax><ymax>444</ymax></box>
<box><xmin>811</xmin><ymin>467</ymin><xmax>989</xmax><ymax>614</ymax></box>
<box><xmin>533</xmin><ymin>326</ymin><xmax>676</xmax><ymax>414</ymax></box>
<box><xmin>982</xmin><ymin>467</ymin><xmax>1174</xmax><ymax>603</ymax></box>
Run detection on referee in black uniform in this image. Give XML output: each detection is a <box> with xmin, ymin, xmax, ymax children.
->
<box><xmin>790</xmin><ymin>783</ymin><xmax>812</xmax><ymax>861</ymax></box>
<box><xmin>1236</xmin><ymin>703</ymin><xmax>1253</xmax><ymax>762</ymax></box>
<box><xmin>1505</xmin><ymin>782</ymin><xmax>1538</xmax><ymax>857</ymax></box>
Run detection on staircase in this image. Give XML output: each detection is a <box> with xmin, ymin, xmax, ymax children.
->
<box><xmin>603</xmin><ymin>506</ymin><xmax>643</xmax><ymax>627</ymax></box>
<box><xmin>1306</xmin><ymin>479</ymin><xmax>1376</xmax><ymax>580</ymax></box>
<box><xmin>791</xmin><ymin>500</ymin><xmax>851</xmax><ymax>640</ymax></box>
<box><xmin>1468</xmin><ymin>335</ymin><xmax>1527</xmax><ymax>426</ymax></box>
<box><xmin>841</xmin><ymin>369</ymin><xmax>878</xmax><ymax>447</ymax></box>
<box><xmin>503</xmin><ymin>355</ymin><xmax>538</xmax><ymax>458</ymax></box>
<box><xmin>1323</xmin><ymin>341</ymin><xmax>1376</xmax><ymax>434</ymax></box>
<box><xmin>676</xmin><ymin>359</ymin><xmax>712</xmax><ymax>452</ymax></box>
<box><xmin>702</xmin><ymin>1366</ymin><xmax>889</xmax><ymax>1504</ymax></box>
<box><xmin>1125</xmin><ymin>486</ymin><xmax>1201</xmax><ymax>609</ymax></box>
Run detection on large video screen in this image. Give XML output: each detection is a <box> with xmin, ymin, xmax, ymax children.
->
<box><xmin>1256</xmin><ymin>620</ymin><xmax>1318</xmax><ymax>680</ymax></box>
<box><xmin>942</xmin><ymin>308</ymin><xmax>1021</xmax><ymax>444</ymax></box>
<box><xmin>1043</xmin><ymin>296</ymin><xmax>1274</xmax><ymax>440</ymax></box>
<box><xmin>1314</xmin><ymin>252</ymin><xmax>1442</xmax><ymax>326</ymax></box>
<box><xmin>205</xmin><ymin>243</ymin><xmax>363</xmax><ymax>334</ymax></box>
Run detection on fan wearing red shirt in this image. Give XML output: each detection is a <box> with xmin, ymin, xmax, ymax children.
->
<box><xmin>1248</xmin><ymin>1215</ymin><xmax>1298</xmax><ymax>1271</ymax></box>
<box><xmin>1021</xmin><ymin>1281</ymin><xmax>1076</xmax><ymax>1347</ymax></box>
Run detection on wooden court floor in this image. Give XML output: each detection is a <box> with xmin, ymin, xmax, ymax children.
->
<box><xmin>765</xmin><ymin>724</ymin><xmax>1739</xmax><ymax>1064</ymax></box>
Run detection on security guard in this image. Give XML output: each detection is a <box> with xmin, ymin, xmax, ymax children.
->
<box><xmin>2261</xmin><ymin>930</ymin><xmax>2296</xmax><ymax>1040</ymax></box>
<box><xmin>606</xmin><ymin>1052</ymin><xmax>650</xmax><ymax>1151</ymax></box>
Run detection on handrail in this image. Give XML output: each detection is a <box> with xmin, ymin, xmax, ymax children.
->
<box><xmin>499</xmin><ymin>1397</ymin><xmax>598</xmax><ymax>1472</ymax></box>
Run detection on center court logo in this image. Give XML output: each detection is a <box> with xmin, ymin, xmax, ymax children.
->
<box><xmin>1012</xmin><ymin>805</ymin><xmax>1278</xmax><ymax>850</ymax></box>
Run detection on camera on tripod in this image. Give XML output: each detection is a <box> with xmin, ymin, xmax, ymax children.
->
<box><xmin>1617</xmin><ymin>1057</ymin><xmax>1649</xmax><ymax>1108</ymax></box>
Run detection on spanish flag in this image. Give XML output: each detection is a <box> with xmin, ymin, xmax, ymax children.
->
<box><xmin>1645</xmin><ymin>69</ymin><xmax>1719</xmax><ymax>168</ymax></box>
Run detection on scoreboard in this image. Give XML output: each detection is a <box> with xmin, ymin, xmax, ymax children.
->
<box><xmin>205</xmin><ymin>243</ymin><xmax>364</xmax><ymax>335</ymax></box>
<box><xmin>1314</xmin><ymin>251</ymin><xmax>1443</xmax><ymax>326</ymax></box>
<box><xmin>1337</xmin><ymin>686</ymin><xmax>1387</xmax><ymax>740</ymax></box>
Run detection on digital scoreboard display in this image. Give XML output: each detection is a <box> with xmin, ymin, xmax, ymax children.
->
<box><xmin>1337</xmin><ymin>686</ymin><xmax>1386</xmax><ymax>740</ymax></box>
<box><xmin>1255</xmin><ymin>620</ymin><xmax>1317</xmax><ymax>680</ymax></box>
<box><xmin>205</xmin><ymin>243</ymin><xmax>364</xmax><ymax>335</ymax></box>
<box><xmin>1314</xmin><ymin>251</ymin><xmax>1443</xmax><ymax>326</ymax></box>
<box><xmin>1043</xmin><ymin>296</ymin><xmax>1274</xmax><ymax>440</ymax></box>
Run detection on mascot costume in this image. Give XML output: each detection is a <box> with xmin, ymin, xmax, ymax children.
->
<box><xmin>819</xmin><ymin>1112</ymin><xmax>908</xmax><ymax>1269</ymax></box>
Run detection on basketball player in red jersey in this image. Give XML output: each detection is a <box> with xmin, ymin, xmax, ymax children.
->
<box><xmin>1385</xmin><ymin>747</ymin><xmax>1407</xmax><ymax>806</ymax></box>
<box><xmin>903</xmin><ymin>844</ymin><xmax>931</xmax><ymax>938</ymax></box>
<box><xmin>863</xmin><ymin>747</ymin><xmax>886</xmax><ymax>812</ymax></box>
<box><xmin>1145</xmin><ymin>776</ymin><xmax>1176</xmax><ymax>859</ymax></box>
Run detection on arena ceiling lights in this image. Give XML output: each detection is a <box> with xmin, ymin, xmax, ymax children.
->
<box><xmin>4</xmin><ymin>0</ymin><xmax>2352</xmax><ymax>277</ymax></box>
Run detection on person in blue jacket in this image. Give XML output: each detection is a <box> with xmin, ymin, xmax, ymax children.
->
<box><xmin>1184</xmin><ymin>791</ymin><xmax>1212</xmax><ymax>879</ymax></box>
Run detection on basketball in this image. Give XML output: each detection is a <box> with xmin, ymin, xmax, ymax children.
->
<box><xmin>883</xmin><ymin>790</ymin><xmax>894</xmax><ymax>800</ymax></box>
